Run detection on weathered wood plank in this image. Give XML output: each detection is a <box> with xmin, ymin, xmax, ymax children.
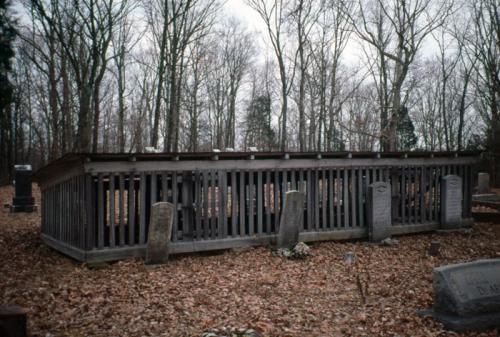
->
<box><xmin>343</xmin><ymin>168</ymin><xmax>349</xmax><ymax>228</ymax></box>
<box><xmin>248</xmin><ymin>170</ymin><xmax>254</xmax><ymax>236</ymax></box>
<box><xmin>119</xmin><ymin>174</ymin><xmax>125</xmax><ymax>246</ymax></box>
<box><xmin>128</xmin><ymin>173</ymin><xmax>136</xmax><ymax>246</ymax></box>
<box><xmin>172</xmin><ymin>172</ymin><xmax>179</xmax><ymax>241</ymax></box>
<box><xmin>139</xmin><ymin>173</ymin><xmax>147</xmax><ymax>245</ymax></box>
<box><xmin>322</xmin><ymin>169</ymin><xmax>327</xmax><ymax>230</ymax></box>
<box><xmin>195</xmin><ymin>170</ymin><xmax>202</xmax><ymax>240</ymax></box>
<box><xmin>97</xmin><ymin>174</ymin><xmax>104</xmax><ymax>249</ymax></box>
<box><xmin>265</xmin><ymin>170</ymin><xmax>272</xmax><ymax>234</ymax></box>
<box><xmin>210</xmin><ymin>170</ymin><xmax>217</xmax><ymax>239</ymax></box>
<box><xmin>257</xmin><ymin>170</ymin><xmax>263</xmax><ymax>235</ymax></box>
<box><xmin>231</xmin><ymin>170</ymin><xmax>238</xmax><ymax>237</ymax></box>
<box><xmin>109</xmin><ymin>174</ymin><xmax>116</xmax><ymax>248</ymax></box>
<box><xmin>203</xmin><ymin>170</ymin><xmax>210</xmax><ymax>240</ymax></box>
<box><xmin>350</xmin><ymin>168</ymin><xmax>357</xmax><ymax>227</ymax></box>
<box><xmin>239</xmin><ymin>171</ymin><xmax>245</xmax><ymax>236</ymax></box>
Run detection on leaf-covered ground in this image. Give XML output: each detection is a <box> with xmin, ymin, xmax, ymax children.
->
<box><xmin>1</xmin><ymin>184</ymin><xmax>500</xmax><ymax>337</ymax></box>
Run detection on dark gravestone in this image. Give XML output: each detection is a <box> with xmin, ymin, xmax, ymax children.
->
<box><xmin>441</xmin><ymin>175</ymin><xmax>463</xmax><ymax>229</ymax></box>
<box><xmin>277</xmin><ymin>191</ymin><xmax>305</xmax><ymax>249</ymax></box>
<box><xmin>0</xmin><ymin>305</ymin><xmax>27</xmax><ymax>337</ymax></box>
<box><xmin>145</xmin><ymin>202</ymin><xmax>174</xmax><ymax>265</ymax></box>
<box><xmin>421</xmin><ymin>259</ymin><xmax>500</xmax><ymax>332</ymax></box>
<box><xmin>367</xmin><ymin>181</ymin><xmax>392</xmax><ymax>242</ymax></box>
<box><xmin>10</xmin><ymin>165</ymin><xmax>36</xmax><ymax>213</ymax></box>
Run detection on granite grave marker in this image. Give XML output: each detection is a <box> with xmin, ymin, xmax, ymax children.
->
<box><xmin>367</xmin><ymin>181</ymin><xmax>392</xmax><ymax>242</ymax></box>
<box><xmin>145</xmin><ymin>202</ymin><xmax>174</xmax><ymax>265</ymax></box>
<box><xmin>441</xmin><ymin>175</ymin><xmax>463</xmax><ymax>229</ymax></box>
<box><xmin>277</xmin><ymin>190</ymin><xmax>305</xmax><ymax>249</ymax></box>
<box><xmin>421</xmin><ymin>259</ymin><xmax>500</xmax><ymax>332</ymax></box>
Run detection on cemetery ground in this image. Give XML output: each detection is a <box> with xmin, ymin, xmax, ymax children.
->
<box><xmin>1</xmin><ymin>185</ymin><xmax>500</xmax><ymax>337</ymax></box>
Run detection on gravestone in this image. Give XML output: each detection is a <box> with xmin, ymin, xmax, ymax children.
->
<box><xmin>145</xmin><ymin>202</ymin><xmax>174</xmax><ymax>265</ymax></box>
<box><xmin>277</xmin><ymin>190</ymin><xmax>305</xmax><ymax>249</ymax></box>
<box><xmin>10</xmin><ymin>165</ymin><xmax>36</xmax><ymax>213</ymax></box>
<box><xmin>477</xmin><ymin>173</ymin><xmax>490</xmax><ymax>194</ymax></box>
<box><xmin>421</xmin><ymin>259</ymin><xmax>500</xmax><ymax>332</ymax></box>
<box><xmin>0</xmin><ymin>305</ymin><xmax>27</xmax><ymax>337</ymax></box>
<box><xmin>441</xmin><ymin>175</ymin><xmax>463</xmax><ymax>229</ymax></box>
<box><xmin>367</xmin><ymin>181</ymin><xmax>392</xmax><ymax>242</ymax></box>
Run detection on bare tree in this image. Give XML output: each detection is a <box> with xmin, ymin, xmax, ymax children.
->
<box><xmin>349</xmin><ymin>0</ymin><xmax>454</xmax><ymax>151</ymax></box>
<box><xmin>247</xmin><ymin>0</ymin><xmax>295</xmax><ymax>151</ymax></box>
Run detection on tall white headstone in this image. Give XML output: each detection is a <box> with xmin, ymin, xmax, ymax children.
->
<box><xmin>441</xmin><ymin>175</ymin><xmax>463</xmax><ymax>229</ymax></box>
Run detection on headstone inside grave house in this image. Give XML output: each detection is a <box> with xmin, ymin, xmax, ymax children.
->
<box><xmin>477</xmin><ymin>173</ymin><xmax>490</xmax><ymax>194</ymax></box>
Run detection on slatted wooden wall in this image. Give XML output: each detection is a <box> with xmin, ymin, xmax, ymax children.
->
<box><xmin>40</xmin><ymin>162</ymin><xmax>474</xmax><ymax>251</ymax></box>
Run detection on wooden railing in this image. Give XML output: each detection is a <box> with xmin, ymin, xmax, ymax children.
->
<box><xmin>39</xmin><ymin>153</ymin><xmax>477</xmax><ymax>261</ymax></box>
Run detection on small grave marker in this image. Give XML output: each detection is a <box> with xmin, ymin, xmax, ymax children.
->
<box><xmin>421</xmin><ymin>259</ymin><xmax>500</xmax><ymax>331</ymax></box>
<box><xmin>367</xmin><ymin>181</ymin><xmax>392</xmax><ymax>242</ymax></box>
<box><xmin>441</xmin><ymin>175</ymin><xmax>463</xmax><ymax>229</ymax></box>
<box><xmin>277</xmin><ymin>190</ymin><xmax>304</xmax><ymax>249</ymax></box>
<box><xmin>477</xmin><ymin>173</ymin><xmax>490</xmax><ymax>194</ymax></box>
<box><xmin>0</xmin><ymin>305</ymin><xmax>27</xmax><ymax>337</ymax></box>
<box><xmin>145</xmin><ymin>202</ymin><xmax>174</xmax><ymax>265</ymax></box>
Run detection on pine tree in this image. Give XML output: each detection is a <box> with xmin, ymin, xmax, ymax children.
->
<box><xmin>244</xmin><ymin>93</ymin><xmax>277</xmax><ymax>151</ymax></box>
<box><xmin>396</xmin><ymin>106</ymin><xmax>418</xmax><ymax>151</ymax></box>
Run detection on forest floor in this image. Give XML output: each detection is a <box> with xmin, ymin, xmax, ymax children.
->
<box><xmin>1</xmin><ymin>184</ymin><xmax>500</xmax><ymax>337</ymax></box>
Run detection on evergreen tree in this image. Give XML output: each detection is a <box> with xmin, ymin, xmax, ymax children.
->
<box><xmin>396</xmin><ymin>106</ymin><xmax>418</xmax><ymax>151</ymax></box>
<box><xmin>244</xmin><ymin>94</ymin><xmax>277</xmax><ymax>150</ymax></box>
<box><xmin>0</xmin><ymin>0</ymin><xmax>16</xmax><ymax>178</ymax></box>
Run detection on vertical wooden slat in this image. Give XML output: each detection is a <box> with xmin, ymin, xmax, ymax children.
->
<box><xmin>139</xmin><ymin>172</ymin><xmax>147</xmax><ymax>244</ymax></box>
<box><xmin>109</xmin><ymin>174</ymin><xmax>116</xmax><ymax>248</ymax></box>
<box><xmin>97</xmin><ymin>174</ymin><xmax>104</xmax><ymax>249</ymax></box>
<box><xmin>257</xmin><ymin>170</ymin><xmax>263</xmax><ymax>235</ymax></box>
<box><xmin>203</xmin><ymin>170</ymin><xmax>210</xmax><ymax>239</ymax></box>
<box><xmin>321</xmin><ymin>169</ymin><xmax>327</xmax><ymax>230</ymax></box>
<box><xmin>172</xmin><ymin>172</ymin><xmax>179</xmax><ymax>241</ymax></box>
<box><xmin>182</xmin><ymin>172</ymin><xmax>194</xmax><ymax>240</ymax></box>
<box><xmin>231</xmin><ymin>170</ymin><xmax>238</xmax><ymax>237</ymax></box>
<box><xmin>274</xmin><ymin>170</ymin><xmax>280</xmax><ymax>231</ymax></box>
<box><xmin>161</xmin><ymin>172</ymin><xmax>168</xmax><ymax>202</ymax></box>
<box><xmin>291</xmin><ymin>170</ymin><xmax>296</xmax><ymax>190</ymax></box>
<box><xmin>335</xmin><ymin>168</ymin><xmax>341</xmax><ymax>229</ymax></box>
<box><xmin>343</xmin><ymin>168</ymin><xmax>349</xmax><ymax>228</ymax></box>
<box><xmin>248</xmin><ymin>170</ymin><xmax>254</xmax><ymax>236</ymax></box>
<box><xmin>328</xmin><ymin>169</ymin><xmax>334</xmax><ymax>229</ymax></box>
<box><xmin>119</xmin><ymin>174</ymin><xmax>125</xmax><ymax>246</ymax></box>
<box><xmin>265</xmin><ymin>170</ymin><xmax>272</xmax><ymax>234</ymax></box>
<box><xmin>195</xmin><ymin>170</ymin><xmax>202</xmax><ymax>240</ymax></box>
<box><xmin>128</xmin><ymin>173</ymin><xmax>136</xmax><ymax>245</ymax></box>
<box><xmin>306</xmin><ymin>170</ymin><xmax>312</xmax><ymax>230</ymax></box>
<box><xmin>357</xmin><ymin>167</ymin><xmax>364</xmax><ymax>227</ymax></box>
<box><xmin>420</xmin><ymin>166</ymin><xmax>425</xmax><ymax>223</ymax></box>
<box><xmin>350</xmin><ymin>168</ymin><xmax>357</xmax><ymax>227</ymax></box>
<box><xmin>219</xmin><ymin>170</ymin><xmax>228</xmax><ymax>239</ymax></box>
<box><xmin>314</xmin><ymin>169</ymin><xmax>320</xmax><ymax>231</ymax></box>
<box><xmin>401</xmin><ymin>167</ymin><xmax>406</xmax><ymax>225</ymax></box>
<box><xmin>239</xmin><ymin>171</ymin><xmax>246</xmax><ymax>236</ymax></box>
<box><xmin>210</xmin><ymin>170</ymin><xmax>217</xmax><ymax>239</ymax></box>
<box><xmin>151</xmin><ymin>172</ymin><xmax>157</xmax><ymax>204</ymax></box>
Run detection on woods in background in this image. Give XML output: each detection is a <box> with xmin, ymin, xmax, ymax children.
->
<box><xmin>0</xmin><ymin>0</ymin><xmax>498</xmax><ymax>179</ymax></box>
